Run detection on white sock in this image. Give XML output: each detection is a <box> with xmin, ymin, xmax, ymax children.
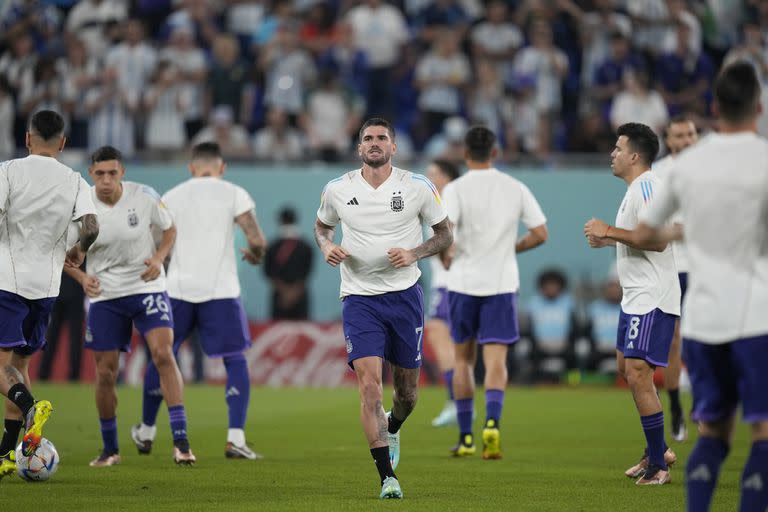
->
<box><xmin>139</xmin><ymin>423</ymin><xmax>157</xmax><ymax>441</ymax></box>
<box><xmin>227</xmin><ymin>428</ymin><xmax>245</xmax><ymax>446</ymax></box>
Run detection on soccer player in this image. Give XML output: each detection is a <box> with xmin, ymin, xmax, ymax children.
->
<box><xmin>583</xmin><ymin>122</ymin><xmax>680</xmax><ymax>485</ymax></box>
<box><xmin>131</xmin><ymin>142</ymin><xmax>267</xmax><ymax>460</ymax></box>
<box><xmin>65</xmin><ymin>145</ymin><xmax>195</xmax><ymax>466</ymax></box>
<box><xmin>442</xmin><ymin>126</ymin><xmax>548</xmax><ymax>460</ymax></box>
<box><xmin>424</xmin><ymin>159</ymin><xmax>461</xmax><ymax>427</ymax></box>
<box><xmin>638</xmin><ymin>61</ymin><xmax>768</xmax><ymax>511</ymax></box>
<box><xmin>315</xmin><ymin>118</ymin><xmax>452</xmax><ymax>499</ymax></box>
<box><xmin>0</xmin><ymin>110</ymin><xmax>98</xmax><ymax>479</ymax></box>
<box><xmin>653</xmin><ymin>115</ymin><xmax>699</xmax><ymax>443</ymax></box>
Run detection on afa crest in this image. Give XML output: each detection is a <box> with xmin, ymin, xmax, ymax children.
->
<box><xmin>390</xmin><ymin>192</ymin><xmax>404</xmax><ymax>212</ymax></box>
<box><xmin>127</xmin><ymin>209</ymin><xmax>139</xmax><ymax>227</ymax></box>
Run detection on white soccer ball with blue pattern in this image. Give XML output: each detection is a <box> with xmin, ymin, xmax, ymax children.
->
<box><xmin>15</xmin><ymin>438</ymin><xmax>59</xmax><ymax>481</ymax></box>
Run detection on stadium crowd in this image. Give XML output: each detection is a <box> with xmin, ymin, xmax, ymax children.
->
<box><xmin>0</xmin><ymin>0</ymin><xmax>764</xmax><ymax>164</ymax></box>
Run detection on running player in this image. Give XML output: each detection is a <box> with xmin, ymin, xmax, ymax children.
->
<box><xmin>0</xmin><ymin>110</ymin><xmax>98</xmax><ymax>478</ymax></box>
<box><xmin>584</xmin><ymin>122</ymin><xmax>680</xmax><ymax>485</ymax></box>
<box><xmin>65</xmin><ymin>145</ymin><xmax>195</xmax><ymax>466</ymax></box>
<box><xmin>315</xmin><ymin>118</ymin><xmax>452</xmax><ymax>499</ymax></box>
<box><xmin>131</xmin><ymin>142</ymin><xmax>267</xmax><ymax>460</ymax></box>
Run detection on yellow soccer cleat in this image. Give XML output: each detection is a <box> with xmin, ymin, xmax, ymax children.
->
<box><xmin>22</xmin><ymin>400</ymin><xmax>53</xmax><ymax>456</ymax></box>
<box><xmin>482</xmin><ymin>425</ymin><xmax>502</xmax><ymax>460</ymax></box>
<box><xmin>0</xmin><ymin>451</ymin><xmax>16</xmax><ymax>480</ymax></box>
<box><xmin>451</xmin><ymin>434</ymin><xmax>476</xmax><ymax>457</ymax></box>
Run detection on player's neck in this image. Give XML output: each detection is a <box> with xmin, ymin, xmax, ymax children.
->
<box><xmin>466</xmin><ymin>160</ymin><xmax>492</xmax><ymax>171</ymax></box>
<box><xmin>718</xmin><ymin>119</ymin><xmax>758</xmax><ymax>134</ymax></box>
<box><xmin>623</xmin><ymin>167</ymin><xmax>649</xmax><ymax>186</ymax></box>
<box><xmin>28</xmin><ymin>146</ymin><xmax>59</xmax><ymax>158</ymax></box>
<box><xmin>361</xmin><ymin>163</ymin><xmax>392</xmax><ymax>189</ymax></box>
<box><xmin>98</xmin><ymin>183</ymin><xmax>123</xmax><ymax>206</ymax></box>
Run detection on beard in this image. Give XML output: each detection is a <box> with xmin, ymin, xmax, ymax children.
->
<box><xmin>361</xmin><ymin>151</ymin><xmax>390</xmax><ymax>168</ymax></box>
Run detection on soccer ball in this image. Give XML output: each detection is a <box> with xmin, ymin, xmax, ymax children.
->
<box><xmin>15</xmin><ymin>438</ymin><xmax>59</xmax><ymax>481</ymax></box>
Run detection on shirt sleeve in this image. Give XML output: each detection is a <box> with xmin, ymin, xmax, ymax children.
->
<box><xmin>233</xmin><ymin>185</ymin><xmax>256</xmax><ymax>218</ymax></box>
<box><xmin>144</xmin><ymin>185</ymin><xmax>174</xmax><ymax>230</ymax></box>
<box><xmin>639</xmin><ymin>176</ymin><xmax>679</xmax><ymax>228</ymax></box>
<box><xmin>317</xmin><ymin>181</ymin><xmax>340</xmax><ymax>226</ymax></box>
<box><xmin>519</xmin><ymin>183</ymin><xmax>547</xmax><ymax>229</ymax></box>
<box><xmin>72</xmin><ymin>176</ymin><xmax>96</xmax><ymax>220</ymax></box>
<box><xmin>414</xmin><ymin>175</ymin><xmax>447</xmax><ymax>227</ymax></box>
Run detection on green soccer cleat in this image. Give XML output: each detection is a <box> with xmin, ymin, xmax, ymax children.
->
<box><xmin>380</xmin><ymin>476</ymin><xmax>403</xmax><ymax>499</ymax></box>
<box><xmin>22</xmin><ymin>400</ymin><xmax>53</xmax><ymax>456</ymax></box>
<box><xmin>0</xmin><ymin>451</ymin><xmax>16</xmax><ymax>481</ymax></box>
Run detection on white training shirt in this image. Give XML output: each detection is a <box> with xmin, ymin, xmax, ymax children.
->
<box><xmin>653</xmin><ymin>154</ymin><xmax>689</xmax><ymax>273</ymax></box>
<box><xmin>0</xmin><ymin>155</ymin><xmax>96</xmax><ymax>299</ymax></box>
<box><xmin>317</xmin><ymin>167</ymin><xmax>447</xmax><ymax>297</ymax></box>
<box><xmin>86</xmin><ymin>181</ymin><xmax>173</xmax><ymax>302</ymax></box>
<box><xmin>442</xmin><ymin>168</ymin><xmax>547</xmax><ymax>296</ymax></box>
<box><xmin>163</xmin><ymin>177</ymin><xmax>255</xmax><ymax>302</ymax></box>
<box><xmin>641</xmin><ymin>132</ymin><xmax>768</xmax><ymax>344</ymax></box>
<box><xmin>615</xmin><ymin>170</ymin><xmax>680</xmax><ymax>316</ymax></box>
<box><xmin>429</xmin><ymin>255</ymin><xmax>449</xmax><ymax>289</ymax></box>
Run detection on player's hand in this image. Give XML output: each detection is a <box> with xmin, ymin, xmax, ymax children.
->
<box><xmin>141</xmin><ymin>256</ymin><xmax>163</xmax><ymax>282</ymax></box>
<box><xmin>387</xmin><ymin>248</ymin><xmax>417</xmax><ymax>268</ymax></box>
<box><xmin>322</xmin><ymin>243</ymin><xmax>350</xmax><ymax>267</ymax></box>
<box><xmin>65</xmin><ymin>246</ymin><xmax>85</xmax><ymax>268</ymax></box>
<box><xmin>80</xmin><ymin>274</ymin><xmax>102</xmax><ymax>298</ymax></box>
<box><xmin>584</xmin><ymin>218</ymin><xmax>609</xmax><ymax>240</ymax></box>
<box><xmin>240</xmin><ymin>245</ymin><xmax>265</xmax><ymax>265</ymax></box>
<box><xmin>587</xmin><ymin>235</ymin><xmax>609</xmax><ymax>248</ymax></box>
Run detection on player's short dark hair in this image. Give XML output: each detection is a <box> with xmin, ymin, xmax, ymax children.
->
<box><xmin>464</xmin><ymin>125</ymin><xmax>496</xmax><ymax>162</ymax></box>
<box><xmin>191</xmin><ymin>142</ymin><xmax>223</xmax><ymax>160</ymax></box>
<box><xmin>358</xmin><ymin>117</ymin><xmax>395</xmax><ymax>142</ymax></box>
<box><xmin>714</xmin><ymin>61</ymin><xmax>760</xmax><ymax>123</ymax></box>
<box><xmin>664</xmin><ymin>114</ymin><xmax>696</xmax><ymax>137</ymax></box>
<box><xmin>431</xmin><ymin>159</ymin><xmax>461</xmax><ymax>181</ymax></box>
<box><xmin>29</xmin><ymin>110</ymin><xmax>65</xmax><ymax>141</ymax></box>
<box><xmin>537</xmin><ymin>268</ymin><xmax>568</xmax><ymax>290</ymax></box>
<box><xmin>279</xmin><ymin>206</ymin><xmax>297</xmax><ymax>225</ymax></box>
<box><xmin>90</xmin><ymin>145</ymin><xmax>123</xmax><ymax>164</ymax></box>
<box><xmin>615</xmin><ymin>122</ymin><xmax>659</xmax><ymax>165</ymax></box>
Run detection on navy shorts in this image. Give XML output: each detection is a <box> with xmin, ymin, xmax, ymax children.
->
<box><xmin>86</xmin><ymin>292</ymin><xmax>173</xmax><ymax>352</ymax></box>
<box><xmin>342</xmin><ymin>284</ymin><xmax>424</xmax><ymax>369</ymax></box>
<box><xmin>428</xmin><ymin>287</ymin><xmax>450</xmax><ymax>323</ymax></box>
<box><xmin>171</xmin><ymin>298</ymin><xmax>251</xmax><ymax>357</ymax></box>
<box><xmin>0</xmin><ymin>290</ymin><xmax>56</xmax><ymax>356</ymax></box>
<box><xmin>684</xmin><ymin>335</ymin><xmax>768</xmax><ymax>423</ymax></box>
<box><xmin>616</xmin><ymin>308</ymin><xmax>677</xmax><ymax>367</ymax></box>
<box><xmin>447</xmin><ymin>291</ymin><xmax>520</xmax><ymax>345</ymax></box>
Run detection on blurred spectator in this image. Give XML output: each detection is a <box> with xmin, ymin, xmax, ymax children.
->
<box><xmin>579</xmin><ymin>0</ymin><xmax>632</xmax><ymax>92</ymax></box>
<box><xmin>299</xmin><ymin>2</ymin><xmax>338</xmax><ymax>57</ymax></box>
<box><xmin>585</xmin><ymin>276</ymin><xmax>622</xmax><ymax>374</ymax></box>
<box><xmin>414</xmin><ymin>29</ymin><xmax>471</xmax><ymax>146</ymax></box>
<box><xmin>59</xmin><ymin>37</ymin><xmax>99</xmax><ymax>148</ymax></box>
<box><xmin>259</xmin><ymin>20</ymin><xmax>317</xmax><ymax>122</ymax></box>
<box><xmin>625</xmin><ymin>0</ymin><xmax>669</xmax><ymax>57</ymax></box>
<box><xmin>415</xmin><ymin>0</ymin><xmax>471</xmax><ymax>44</ymax></box>
<box><xmin>723</xmin><ymin>21</ymin><xmax>768</xmax><ymax>81</ymax></box>
<box><xmin>568</xmin><ymin>107</ymin><xmax>614</xmax><ymax>154</ymax></box>
<box><xmin>0</xmin><ymin>29</ymin><xmax>37</xmax><ymax>92</ymax></box>
<box><xmin>207</xmin><ymin>34</ymin><xmax>249</xmax><ymax>123</ymax></box>
<box><xmin>317</xmin><ymin>21</ymin><xmax>368</xmax><ymax>99</ymax></box>
<box><xmin>468</xmin><ymin>60</ymin><xmax>507</xmax><ymax>144</ymax></box>
<box><xmin>38</xmin><ymin>271</ymin><xmax>85</xmax><ymax>382</ymax></box>
<box><xmin>423</xmin><ymin>115</ymin><xmax>466</xmax><ymax>163</ymax></box>
<box><xmin>162</xmin><ymin>0</ymin><xmax>221</xmax><ymax>51</ymax></box>
<box><xmin>192</xmin><ymin>105</ymin><xmax>252</xmax><ymax>159</ymax></box>
<box><xmin>345</xmin><ymin>0</ymin><xmax>409</xmax><ymax>118</ymax></box>
<box><xmin>610</xmin><ymin>68</ymin><xmax>668</xmax><ymax>136</ymax></box>
<box><xmin>225</xmin><ymin>0</ymin><xmax>266</xmax><ymax>52</ymax></box>
<box><xmin>263</xmin><ymin>206</ymin><xmax>314</xmax><ymax>320</ymax></box>
<box><xmin>0</xmin><ymin>0</ymin><xmax>62</xmax><ymax>51</ymax></box>
<box><xmin>655</xmin><ymin>21</ymin><xmax>715</xmax><ymax>116</ymax></box>
<box><xmin>591</xmin><ymin>32</ymin><xmax>644</xmax><ymax>117</ymax></box>
<box><xmin>526</xmin><ymin>269</ymin><xmax>577</xmax><ymax>383</ymax></box>
<box><xmin>18</xmin><ymin>55</ymin><xmax>73</xmax><ymax>129</ymax></box>
<box><xmin>104</xmin><ymin>18</ymin><xmax>158</xmax><ymax>115</ymax></box>
<box><xmin>84</xmin><ymin>66</ymin><xmax>136</xmax><ymax>156</ymax></box>
<box><xmin>160</xmin><ymin>24</ymin><xmax>207</xmax><ymax>140</ymax></box>
<box><xmin>251</xmin><ymin>0</ymin><xmax>295</xmax><ymax>48</ymax></box>
<box><xmin>303</xmin><ymin>70</ymin><xmax>364</xmax><ymax>162</ymax></box>
<box><xmin>65</xmin><ymin>0</ymin><xmax>128</xmax><ymax>58</ymax></box>
<box><xmin>505</xmin><ymin>74</ymin><xmax>541</xmax><ymax>160</ymax></box>
<box><xmin>660</xmin><ymin>0</ymin><xmax>702</xmax><ymax>56</ymax></box>
<box><xmin>253</xmin><ymin>108</ymin><xmax>304</xmax><ymax>162</ymax></box>
<box><xmin>0</xmin><ymin>77</ymin><xmax>14</xmax><ymax>160</ymax></box>
<box><xmin>143</xmin><ymin>59</ymin><xmax>187</xmax><ymax>154</ymax></box>
<box><xmin>470</xmin><ymin>0</ymin><xmax>522</xmax><ymax>79</ymax></box>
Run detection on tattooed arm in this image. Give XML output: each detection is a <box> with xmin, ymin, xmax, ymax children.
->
<box><xmin>315</xmin><ymin>218</ymin><xmax>349</xmax><ymax>267</ymax></box>
<box><xmin>387</xmin><ymin>217</ymin><xmax>453</xmax><ymax>268</ymax></box>
<box><xmin>235</xmin><ymin>210</ymin><xmax>267</xmax><ymax>264</ymax></box>
<box><xmin>65</xmin><ymin>213</ymin><xmax>100</xmax><ymax>268</ymax></box>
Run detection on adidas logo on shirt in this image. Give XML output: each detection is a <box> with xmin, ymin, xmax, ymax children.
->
<box><xmin>346</xmin><ymin>197</ymin><xmax>359</xmax><ymax>205</ymax></box>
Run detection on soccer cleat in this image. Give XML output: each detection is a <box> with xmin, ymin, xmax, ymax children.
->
<box><xmin>89</xmin><ymin>452</ymin><xmax>121</xmax><ymax>467</ymax></box>
<box><xmin>636</xmin><ymin>464</ymin><xmax>671</xmax><ymax>485</ymax></box>
<box><xmin>431</xmin><ymin>401</ymin><xmax>458</xmax><ymax>427</ymax></box>
<box><xmin>379</xmin><ymin>476</ymin><xmax>403</xmax><ymax>499</ymax></box>
<box><xmin>451</xmin><ymin>434</ymin><xmax>476</xmax><ymax>457</ymax></box>
<box><xmin>482</xmin><ymin>426</ymin><xmax>502</xmax><ymax>460</ymax></box>
<box><xmin>625</xmin><ymin>448</ymin><xmax>677</xmax><ymax>478</ymax></box>
<box><xmin>173</xmin><ymin>446</ymin><xmax>196</xmax><ymax>465</ymax></box>
<box><xmin>225</xmin><ymin>442</ymin><xmax>263</xmax><ymax>460</ymax></box>
<box><xmin>671</xmin><ymin>414</ymin><xmax>688</xmax><ymax>443</ymax></box>
<box><xmin>386</xmin><ymin>411</ymin><xmax>400</xmax><ymax>470</ymax></box>
<box><xmin>21</xmin><ymin>400</ymin><xmax>53</xmax><ymax>456</ymax></box>
<box><xmin>130</xmin><ymin>424</ymin><xmax>153</xmax><ymax>455</ymax></box>
<box><xmin>0</xmin><ymin>451</ymin><xmax>16</xmax><ymax>480</ymax></box>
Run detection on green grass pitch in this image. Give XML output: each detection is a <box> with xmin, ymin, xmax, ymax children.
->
<box><xmin>1</xmin><ymin>384</ymin><xmax>745</xmax><ymax>511</ymax></box>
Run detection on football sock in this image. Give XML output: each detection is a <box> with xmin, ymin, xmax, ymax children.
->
<box><xmin>485</xmin><ymin>388</ymin><xmax>504</xmax><ymax>428</ymax></box>
<box><xmin>224</xmin><ymin>353</ymin><xmax>250</xmax><ymax>429</ymax></box>
<box><xmin>443</xmin><ymin>369</ymin><xmax>455</xmax><ymax>401</ymax></box>
<box><xmin>640</xmin><ymin>412</ymin><xmax>667</xmax><ymax>468</ymax></box>
<box><xmin>0</xmin><ymin>419</ymin><xmax>23</xmax><ymax>455</ymax></box>
<box><xmin>740</xmin><ymin>440</ymin><xmax>768</xmax><ymax>512</ymax></box>
<box><xmin>668</xmin><ymin>388</ymin><xmax>682</xmax><ymax>416</ymax></box>
<box><xmin>370</xmin><ymin>446</ymin><xmax>396</xmax><ymax>484</ymax></box>
<box><xmin>168</xmin><ymin>405</ymin><xmax>188</xmax><ymax>443</ymax></box>
<box><xmin>456</xmin><ymin>398</ymin><xmax>474</xmax><ymax>440</ymax></box>
<box><xmin>100</xmin><ymin>417</ymin><xmax>118</xmax><ymax>455</ymax></box>
<box><xmin>7</xmin><ymin>383</ymin><xmax>34</xmax><ymax>419</ymax></box>
<box><xmin>142</xmin><ymin>359</ymin><xmax>163</xmax><ymax>427</ymax></box>
<box><xmin>388</xmin><ymin>412</ymin><xmax>405</xmax><ymax>435</ymax></box>
<box><xmin>686</xmin><ymin>437</ymin><xmax>729</xmax><ymax>512</ymax></box>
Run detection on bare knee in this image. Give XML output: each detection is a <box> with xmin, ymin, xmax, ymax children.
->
<box><xmin>625</xmin><ymin>361</ymin><xmax>652</xmax><ymax>388</ymax></box>
<box><xmin>95</xmin><ymin>362</ymin><xmax>118</xmax><ymax>388</ymax></box>
<box><xmin>150</xmin><ymin>345</ymin><xmax>175</xmax><ymax>371</ymax></box>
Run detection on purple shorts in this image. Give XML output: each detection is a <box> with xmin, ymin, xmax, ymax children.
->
<box><xmin>342</xmin><ymin>284</ymin><xmax>424</xmax><ymax>369</ymax></box>
<box><xmin>447</xmin><ymin>291</ymin><xmax>520</xmax><ymax>345</ymax></box>
<box><xmin>428</xmin><ymin>287</ymin><xmax>450</xmax><ymax>323</ymax></box>
<box><xmin>684</xmin><ymin>335</ymin><xmax>768</xmax><ymax>423</ymax></box>
<box><xmin>616</xmin><ymin>308</ymin><xmax>677</xmax><ymax>367</ymax></box>
<box><xmin>86</xmin><ymin>292</ymin><xmax>173</xmax><ymax>352</ymax></box>
<box><xmin>0</xmin><ymin>290</ymin><xmax>56</xmax><ymax>356</ymax></box>
<box><xmin>171</xmin><ymin>298</ymin><xmax>251</xmax><ymax>357</ymax></box>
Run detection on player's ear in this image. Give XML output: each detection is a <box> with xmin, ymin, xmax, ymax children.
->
<box><xmin>58</xmin><ymin>136</ymin><xmax>67</xmax><ymax>153</ymax></box>
<box><xmin>25</xmin><ymin>132</ymin><xmax>31</xmax><ymax>149</ymax></box>
<box><xmin>391</xmin><ymin>141</ymin><xmax>397</xmax><ymax>155</ymax></box>
<box><xmin>187</xmin><ymin>163</ymin><xmax>195</xmax><ymax>176</ymax></box>
<box><xmin>220</xmin><ymin>162</ymin><xmax>227</xmax><ymax>176</ymax></box>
